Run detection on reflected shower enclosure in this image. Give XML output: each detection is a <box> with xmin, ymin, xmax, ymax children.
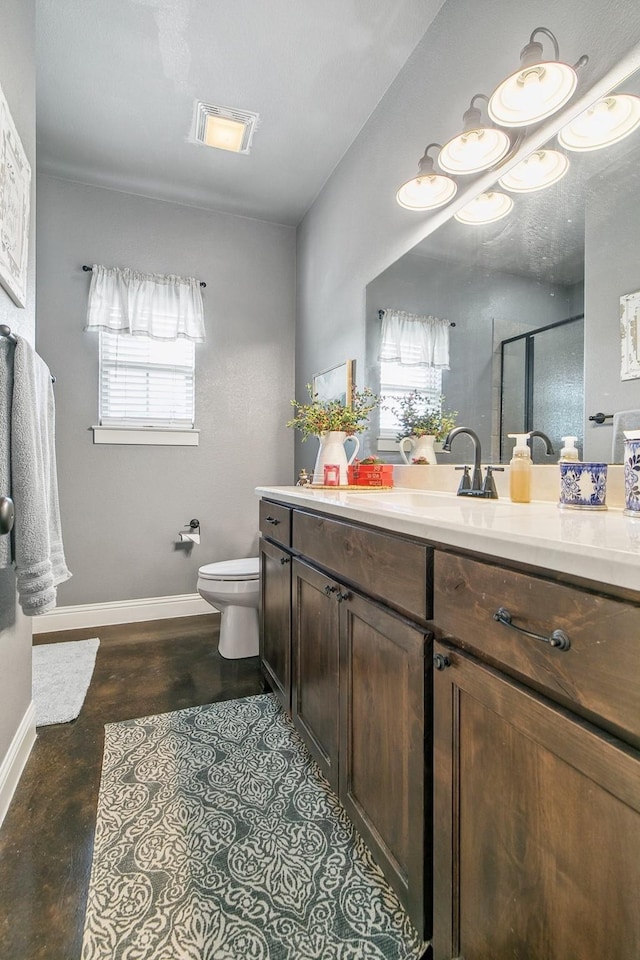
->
<box><xmin>500</xmin><ymin>315</ymin><xmax>584</xmax><ymax>462</ymax></box>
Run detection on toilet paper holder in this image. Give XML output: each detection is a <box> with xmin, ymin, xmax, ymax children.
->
<box><xmin>178</xmin><ymin>518</ymin><xmax>201</xmax><ymax>544</ymax></box>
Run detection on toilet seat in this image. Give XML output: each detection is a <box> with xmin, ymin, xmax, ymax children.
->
<box><xmin>198</xmin><ymin>557</ymin><xmax>259</xmax><ymax>581</ymax></box>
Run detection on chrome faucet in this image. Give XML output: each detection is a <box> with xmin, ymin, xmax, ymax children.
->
<box><xmin>442</xmin><ymin>427</ymin><xmax>504</xmax><ymax>498</ymax></box>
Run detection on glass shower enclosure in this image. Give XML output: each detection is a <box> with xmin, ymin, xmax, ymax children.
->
<box><xmin>500</xmin><ymin>314</ymin><xmax>584</xmax><ymax>463</ymax></box>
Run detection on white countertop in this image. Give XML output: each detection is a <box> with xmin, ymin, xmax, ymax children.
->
<box><xmin>256</xmin><ymin>485</ymin><xmax>640</xmax><ymax>594</ymax></box>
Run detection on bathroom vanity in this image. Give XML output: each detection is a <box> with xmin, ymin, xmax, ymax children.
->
<box><xmin>257</xmin><ymin>486</ymin><xmax>640</xmax><ymax>958</ymax></box>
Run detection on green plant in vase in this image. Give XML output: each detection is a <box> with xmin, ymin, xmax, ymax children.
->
<box><xmin>288</xmin><ymin>384</ymin><xmax>380</xmax><ymax>484</ymax></box>
<box><xmin>388</xmin><ymin>391</ymin><xmax>457</xmax><ymax>465</ymax></box>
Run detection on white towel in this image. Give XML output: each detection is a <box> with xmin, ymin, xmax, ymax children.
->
<box><xmin>0</xmin><ymin>338</ymin><xmax>13</xmax><ymax>570</ymax></box>
<box><xmin>10</xmin><ymin>337</ymin><xmax>71</xmax><ymax>615</ymax></box>
<box><xmin>612</xmin><ymin>409</ymin><xmax>640</xmax><ymax>463</ymax></box>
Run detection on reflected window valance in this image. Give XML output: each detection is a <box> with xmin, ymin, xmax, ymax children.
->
<box><xmin>378</xmin><ymin>309</ymin><xmax>450</xmax><ymax>369</ymax></box>
<box><xmin>85</xmin><ymin>264</ymin><xmax>205</xmax><ymax>342</ymax></box>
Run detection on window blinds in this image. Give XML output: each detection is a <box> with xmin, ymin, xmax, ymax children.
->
<box><xmin>99</xmin><ymin>331</ymin><xmax>195</xmax><ymax>427</ymax></box>
<box><xmin>379</xmin><ymin>361</ymin><xmax>442</xmax><ymax>434</ymax></box>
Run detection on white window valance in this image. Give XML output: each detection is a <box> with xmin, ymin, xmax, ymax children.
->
<box><xmin>85</xmin><ymin>264</ymin><xmax>206</xmax><ymax>342</ymax></box>
<box><xmin>378</xmin><ymin>309</ymin><xmax>450</xmax><ymax>369</ymax></box>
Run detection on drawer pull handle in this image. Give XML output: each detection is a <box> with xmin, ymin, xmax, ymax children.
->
<box><xmin>337</xmin><ymin>591</ymin><xmax>351</xmax><ymax>603</ymax></box>
<box><xmin>265</xmin><ymin>515</ymin><xmax>280</xmax><ymax>525</ymax></box>
<box><xmin>493</xmin><ymin>607</ymin><xmax>571</xmax><ymax>652</ymax></box>
<box><xmin>279</xmin><ymin>556</ymin><xmax>291</xmax><ymax>565</ymax></box>
<box><xmin>433</xmin><ymin>653</ymin><xmax>451</xmax><ymax>671</ymax></box>
<box><xmin>324</xmin><ymin>584</ymin><xmax>338</xmax><ymax>596</ymax></box>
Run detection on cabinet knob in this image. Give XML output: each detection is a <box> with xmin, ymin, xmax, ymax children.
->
<box><xmin>433</xmin><ymin>653</ymin><xmax>451</xmax><ymax>671</ymax></box>
<box><xmin>336</xmin><ymin>591</ymin><xmax>351</xmax><ymax>603</ymax></box>
<box><xmin>493</xmin><ymin>607</ymin><xmax>571</xmax><ymax>652</ymax></box>
<box><xmin>324</xmin><ymin>584</ymin><xmax>338</xmax><ymax>596</ymax></box>
<box><xmin>279</xmin><ymin>556</ymin><xmax>291</xmax><ymax>565</ymax></box>
<box><xmin>265</xmin><ymin>515</ymin><xmax>280</xmax><ymax>525</ymax></box>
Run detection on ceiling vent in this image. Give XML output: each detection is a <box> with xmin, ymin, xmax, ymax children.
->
<box><xmin>191</xmin><ymin>100</ymin><xmax>259</xmax><ymax>154</ymax></box>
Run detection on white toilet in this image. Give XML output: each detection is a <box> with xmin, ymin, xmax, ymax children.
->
<box><xmin>197</xmin><ymin>557</ymin><xmax>260</xmax><ymax>659</ymax></box>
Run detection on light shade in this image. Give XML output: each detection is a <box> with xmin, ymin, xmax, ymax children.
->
<box><xmin>439</xmin><ymin>98</ymin><xmax>511</xmax><ymax>174</ymax></box>
<box><xmin>191</xmin><ymin>100</ymin><xmax>259</xmax><ymax>154</ymax></box>
<box><xmin>397</xmin><ymin>145</ymin><xmax>457</xmax><ymax>210</ymax></box>
<box><xmin>488</xmin><ymin>29</ymin><xmax>583</xmax><ymax>128</ymax></box>
<box><xmin>498</xmin><ymin>148</ymin><xmax>569</xmax><ymax>193</ymax></box>
<box><xmin>396</xmin><ymin>174</ymin><xmax>458</xmax><ymax>210</ymax></box>
<box><xmin>204</xmin><ymin>115</ymin><xmax>247</xmax><ymax>152</ymax></box>
<box><xmin>454</xmin><ymin>191</ymin><xmax>513</xmax><ymax>225</ymax></box>
<box><xmin>558</xmin><ymin>94</ymin><xmax>640</xmax><ymax>151</ymax></box>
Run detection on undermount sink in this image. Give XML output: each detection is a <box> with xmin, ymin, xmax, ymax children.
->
<box><xmin>347</xmin><ymin>489</ymin><xmax>518</xmax><ymax>512</ymax></box>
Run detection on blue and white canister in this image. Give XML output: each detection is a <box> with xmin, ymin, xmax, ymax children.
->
<box><xmin>559</xmin><ymin>462</ymin><xmax>608</xmax><ymax>510</ymax></box>
<box><xmin>624</xmin><ymin>439</ymin><xmax>640</xmax><ymax>518</ymax></box>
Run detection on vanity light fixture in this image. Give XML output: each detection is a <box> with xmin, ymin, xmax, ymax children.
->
<box><xmin>558</xmin><ymin>93</ymin><xmax>640</xmax><ymax>151</ymax></box>
<box><xmin>454</xmin><ymin>191</ymin><xmax>513</xmax><ymax>225</ymax></box>
<box><xmin>498</xmin><ymin>147</ymin><xmax>569</xmax><ymax>193</ymax></box>
<box><xmin>191</xmin><ymin>100</ymin><xmax>259</xmax><ymax>154</ymax></box>
<box><xmin>488</xmin><ymin>28</ymin><xmax>588</xmax><ymax>128</ymax></box>
<box><xmin>438</xmin><ymin>95</ymin><xmax>512</xmax><ymax>175</ymax></box>
<box><xmin>396</xmin><ymin>144</ymin><xmax>458</xmax><ymax>210</ymax></box>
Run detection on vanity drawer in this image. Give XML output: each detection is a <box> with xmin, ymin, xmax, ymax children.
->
<box><xmin>433</xmin><ymin>552</ymin><xmax>640</xmax><ymax>746</ymax></box>
<box><xmin>259</xmin><ymin>500</ymin><xmax>292</xmax><ymax>546</ymax></box>
<box><xmin>292</xmin><ymin>510</ymin><xmax>431</xmax><ymax>620</ymax></box>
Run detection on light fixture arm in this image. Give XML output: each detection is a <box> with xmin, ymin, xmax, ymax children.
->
<box><xmin>416</xmin><ymin>143</ymin><xmax>442</xmax><ymax>174</ymax></box>
<box><xmin>529</xmin><ymin>27</ymin><xmax>560</xmax><ymax>60</ymax></box>
<box><xmin>522</xmin><ymin>27</ymin><xmax>589</xmax><ymax>73</ymax></box>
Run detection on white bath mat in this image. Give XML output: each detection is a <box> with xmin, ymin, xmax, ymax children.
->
<box><xmin>32</xmin><ymin>638</ymin><xmax>100</xmax><ymax>726</ymax></box>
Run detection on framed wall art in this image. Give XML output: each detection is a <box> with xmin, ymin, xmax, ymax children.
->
<box><xmin>0</xmin><ymin>80</ymin><xmax>31</xmax><ymax>308</ymax></box>
<box><xmin>312</xmin><ymin>359</ymin><xmax>355</xmax><ymax>406</ymax></box>
<box><xmin>620</xmin><ymin>288</ymin><xmax>640</xmax><ymax>381</ymax></box>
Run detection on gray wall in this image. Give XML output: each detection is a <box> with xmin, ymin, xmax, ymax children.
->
<box><xmin>36</xmin><ymin>177</ymin><xmax>295</xmax><ymax>605</ymax></box>
<box><xmin>0</xmin><ymin>0</ymin><xmax>36</xmax><ymax>781</ymax></box>
<box><xmin>366</xmin><ymin>253</ymin><xmax>576</xmax><ymax>460</ymax></box>
<box><xmin>295</xmin><ymin>0</ymin><xmax>640</xmax><ymax>473</ymax></box>
<box><xmin>584</xmin><ymin>160</ymin><xmax>640</xmax><ymax>461</ymax></box>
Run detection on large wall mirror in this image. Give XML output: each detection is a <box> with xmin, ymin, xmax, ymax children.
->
<box><xmin>366</xmin><ymin>59</ymin><xmax>640</xmax><ymax>465</ymax></box>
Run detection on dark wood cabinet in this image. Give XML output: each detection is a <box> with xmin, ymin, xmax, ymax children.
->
<box><xmin>292</xmin><ymin>555</ymin><xmax>431</xmax><ymax>932</ymax></box>
<box><xmin>432</xmin><ymin>639</ymin><xmax>640</xmax><ymax>960</ymax></box>
<box><xmin>339</xmin><ymin>590</ymin><xmax>430</xmax><ymax>935</ymax></box>
<box><xmin>259</xmin><ymin>501</ymin><xmax>433</xmax><ymax>934</ymax></box>
<box><xmin>259</xmin><ymin>537</ymin><xmax>292</xmax><ymax>710</ymax></box>
<box><xmin>260</xmin><ymin>494</ymin><xmax>640</xmax><ymax>954</ymax></box>
<box><xmin>432</xmin><ymin>550</ymin><xmax>640</xmax><ymax>960</ymax></box>
<box><xmin>292</xmin><ymin>558</ymin><xmax>341</xmax><ymax>790</ymax></box>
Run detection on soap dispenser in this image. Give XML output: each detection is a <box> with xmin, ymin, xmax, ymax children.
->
<box><xmin>508</xmin><ymin>432</ymin><xmax>532</xmax><ymax>503</ymax></box>
<box><xmin>559</xmin><ymin>436</ymin><xmax>580</xmax><ymax>462</ymax></box>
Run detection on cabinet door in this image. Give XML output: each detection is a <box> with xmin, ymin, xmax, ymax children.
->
<box><xmin>340</xmin><ymin>590</ymin><xmax>431</xmax><ymax>937</ymax></box>
<box><xmin>292</xmin><ymin>558</ymin><xmax>340</xmax><ymax>790</ymax></box>
<box><xmin>259</xmin><ymin>538</ymin><xmax>292</xmax><ymax>711</ymax></box>
<box><xmin>433</xmin><ymin>640</ymin><xmax>640</xmax><ymax>960</ymax></box>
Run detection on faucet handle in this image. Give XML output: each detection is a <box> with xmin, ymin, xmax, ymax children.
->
<box><xmin>455</xmin><ymin>465</ymin><xmax>472</xmax><ymax>493</ymax></box>
<box><xmin>482</xmin><ymin>465</ymin><xmax>504</xmax><ymax>499</ymax></box>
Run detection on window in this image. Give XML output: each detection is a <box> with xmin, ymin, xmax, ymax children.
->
<box><xmin>379</xmin><ymin>359</ymin><xmax>443</xmax><ymax>437</ymax></box>
<box><xmin>94</xmin><ymin>331</ymin><xmax>198</xmax><ymax>445</ymax></box>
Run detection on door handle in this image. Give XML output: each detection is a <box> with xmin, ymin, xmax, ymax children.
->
<box><xmin>0</xmin><ymin>496</ymin><xmax>14</xmax><ymax>536</ymax></box>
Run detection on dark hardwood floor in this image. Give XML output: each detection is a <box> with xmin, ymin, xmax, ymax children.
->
<box><xmin>0</xmin><ymin>615</ymin><xmax>263</xmax><ymax>960</ymax></box>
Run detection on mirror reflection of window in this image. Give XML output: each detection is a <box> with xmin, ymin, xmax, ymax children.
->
<box><xmin>379</xmin><ymin>360</ymin><xmax>442</xmax><ymax>437</ymax></box>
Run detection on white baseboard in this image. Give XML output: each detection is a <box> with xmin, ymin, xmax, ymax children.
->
<box><xmin>0</xmin><ymin>701</ymin><xmax>36</xmax><ymax>829</ymax></box>
<box><xmin>34</xmin><ymin>593</ymin><xmax>215</xmax><ymax>634</ymax></box>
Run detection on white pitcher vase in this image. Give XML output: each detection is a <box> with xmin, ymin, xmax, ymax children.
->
<box><xmin>312</xmin><ymin>431</ymin><xmax>360</xmax><ymax>485</ymax></box>
<box><xmin>399</xmin><ymin>434</ymin><xmax>437</xmax><ymax>465</ymax></box>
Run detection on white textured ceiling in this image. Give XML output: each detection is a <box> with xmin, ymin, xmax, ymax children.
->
<box><xmin>36</xmin><ymin>0</ymin><xmax>444</xmax><ymax>224</ymax></box>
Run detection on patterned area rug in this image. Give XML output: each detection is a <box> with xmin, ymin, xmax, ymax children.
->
<box><xmin>82</xmin><ymin>694</ymin><xmax>427</xmax><ymax>960</ymax></box>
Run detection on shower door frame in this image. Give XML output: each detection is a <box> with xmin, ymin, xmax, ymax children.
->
<box><xmin>499</xmin><ymin>312</ymin><xmax>584</xmax><ymax>462</ymax></box>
